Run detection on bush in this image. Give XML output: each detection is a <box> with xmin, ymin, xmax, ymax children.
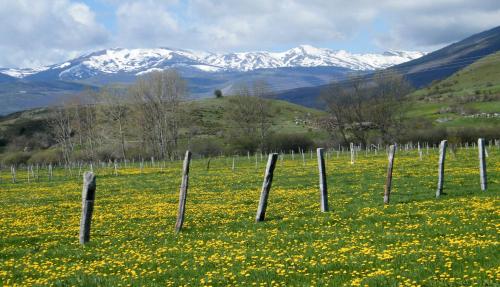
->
<box><xmin>70</xmin><ymin>149</ymin><xmax>95</xmax><ymax>162</ymax></box>
<box><xmin>401</xmin><ymin>126</ymin><xmax>500</xmax><ymax>145</ymax></box>
<box><xmin>400</xmin><ymin>127</ymin><xmax>448</xmax><ymax>145</ymax></box>
<box><xmin>214</xmin><ymin>89</ymin><xmax>223</xmax><ymax>98</ymax></box>
<box><xmin>266</xmin><ymin>133</ymin><xmax>315</xmax><ymax>153</ymax></box>
<box><xmin>28</xmin><ymin>149</ymin><xmax>61</xmax><ymax>164</ymax></box>
<box><xmin>189</xmin><ymin>137</ymin><xmax>224</xmax><ymax>156</ymax></box>
<box><xmin>1</xmin><ymin>151</ymin><xmax>32</xmax><ymax>166</ymax></box>
<box><xmin>226</xmin><ymin>135</ymin><xmax>260</xmax><ymax>154</ymax></box>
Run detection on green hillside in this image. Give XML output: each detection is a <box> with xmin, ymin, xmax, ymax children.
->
<box><xmin>407</xmin><ymin>52</ymin><xmax>500</xmax><ymax>128</ymax></box>
<box><xmin>0</xmin><ymin>97</ymin><xmax>328</xmax><ymax>156</ymax></box>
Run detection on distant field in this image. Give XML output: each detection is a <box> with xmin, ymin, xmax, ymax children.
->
<box><xmin>0</xmin><ymin>148</ymin><xmax>498</xmax><ymax>286</ymax></box>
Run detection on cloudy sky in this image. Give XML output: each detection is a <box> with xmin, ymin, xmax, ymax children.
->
<box><xmin>0</xmin><ymin>0</ymin><xmax>499</xmax><ymax>68</ymax></box>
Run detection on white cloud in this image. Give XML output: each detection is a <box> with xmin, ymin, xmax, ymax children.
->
<box><xmin>0</xmin><ymin>0</ymin><xmax>499</xmax><ymax>68</ymax></box>
<box><xmin>0</xmin><ymin>0</ymin><xmax>109</xmax><ymax>67</ymax></box>
<box><xmin>114</xmin><ymin>0</ymin><xmax>500</xmax><ymax>52</ymax></box>
<box><xmin>374</xmin><ymin>0</ymin><xmax>500</xmax><ymax>50</ymax></box>
<box><xmin>115</xmin><ymin>0</ymin><xmax>179</xmax><ymax>48</ymax></box>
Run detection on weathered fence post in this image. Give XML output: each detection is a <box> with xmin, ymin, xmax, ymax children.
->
<box><xmin>317</xmin><ymin>148</ymin><xmax>328</xmax><ymax>212</ymax></box>
<box><xmin>47</xmin><ymin>164</ymin><xmax>53</xmax><ymax>181</ymax></box>
<box><xmin>478</xmin><ymin>138</ymin><xmax>487</xmax><ymax>191</ymax></box>
<box><xmin>114</xmin><ymin>161</ymin><xmax>118</xmax><ymax>176</ymax></box>
<box><xmin>79</xmin><ymin>172</ymin><xmax>96</xmax><ymax>244</ymax></box>
<box><xmin>384</xmin><ymin>144</ymin><xmax>396</xmax><ymax>204</ymax></box>
<box><xmin>10</xmin><ymin>166</ymin><xmax>16</xmax><ymax>183</ymax></box>
<box><xmin>301</xmin><ymin>149</ymin><xmax>306</xmax><ymax>167</ymax></box>
<box><xmin>175</xmin><ymin>151</ymin><xmax>192</xmax><ymax>233</ymax></box>
<box><xmin>418</xmin><ymin>142</ymin><xmax>422</xmax><ymax>160</ymax></box>
<box><xmin>436</xmin><ymin>140</ymin><xmax>447</xmax><ymax>198</ymax></box>
<box><xmin>256</xmin><ymin>153</ymin><xmax>278</xmax><ymax>222</ymax></box>
<box><xmin>350</xmin><ymin>143</ymin><xmax>355</xmax><ymax>164</ymax></box>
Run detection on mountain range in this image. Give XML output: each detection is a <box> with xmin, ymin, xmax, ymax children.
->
<box><xmin>0</xmin><ymin>46</ymin><xmax>424</xmax><ymax>115</ymax></box>
<box><xmin>0</xmin><ymin>45</ymin><xmax>424</xmax><ymax>79</ymax></box>
<box><xmin>1</xmin><ymin>25</ymin><xmax>499</xmax><ymax>115</ymax></box>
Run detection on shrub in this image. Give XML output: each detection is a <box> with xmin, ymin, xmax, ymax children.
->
<box><xmin>28</xmin><ymin>149</ymin><xmax>62</xmax><ymax>164</ymax></box>
<box><xmin>189</xmin><ymin>137</ymin><xmax>224</xmax><ymax>156</ymax></box>
<box><xmin>214</xmin><ymin>89</ymin><xmax>223</xmax><ymax>98</ymax></box>
<box><xmin>266</xmin><ymin>133</ymin><xmax>315</xmax><ymax>153</ymax></box>
<box><xmin>401</xmin><ymin>126</ymin><xmax>500</xmax><ymax>145</ymax></box>
<box><xmin>1</xmin><ymin>151</ymin><xmax>32</xmax><ymax>165</ymax></box>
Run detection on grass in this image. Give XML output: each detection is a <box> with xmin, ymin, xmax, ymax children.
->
<box><xmin>0</xmin><ymin>147</ymin><xmax>498</xmax><ymax>286</ymax></box>
<box><xmin>406</xmin><ymin>52</ymin><xmax>500</xmax><ymax>128</ymax></box>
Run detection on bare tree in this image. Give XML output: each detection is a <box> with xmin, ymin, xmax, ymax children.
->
<box><xmin>71</xmin><ymin>92</ymin><xmax>100</xmax><ymax>160</ymax></box>
<box><xmin>321</xmin><ymin>70</ymin><xmax>412</xmax><ymax>145</ymax></box>
<box><xmin>48</xmin><ymin>105</ymin><xmax>74</xmax><ymax>164</ymax></box>
<box><xmin>225</xmin><ymin>80</ymin><xmax>273</xmax><ymax>152</ymax></box>
<box><xmin>130</xmin><ymin>70</ymin><xmax>187</xmax><ymax>159</ymax></box>
<box><xmin>96</xmin><ymin>86</ymin><xmax>130</xmax><ymax>159</ymax></box>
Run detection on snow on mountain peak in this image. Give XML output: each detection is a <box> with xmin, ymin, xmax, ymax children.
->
<box><xmin>1</xmin><ymin>45</ymin><xmax>425</xmax><ymax>79</ymax></box>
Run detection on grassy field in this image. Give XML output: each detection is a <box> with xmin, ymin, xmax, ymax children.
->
<box><xmin>0</xmin><ymin>148</ymin><xmax>499</xmax><ymax>286</ymax></box>
<box><xmin>0</xmin><ymin>148</ymin><xmax>500</xmax><ymax>286</ymax></box>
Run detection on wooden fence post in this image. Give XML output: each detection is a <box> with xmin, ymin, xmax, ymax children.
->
<box><xmin>49</xmin><ymin>164</ymin><xmax>54</xmax><ymax>180</ymax></box>
<box><xmin>114</xmin><ymin>161</ymin><xmax>118</xmax><ymax>176</ymax></box>
<box><xmin>384</xmin><ymin>144</ymin><xmax>396</xmax><ymax>204</ymax></box>
<box><xmin>317</xmin><ymin>148</ymin><xmax>329</xmax><ymax>212</ymax></box>
<box><xmin>350</xmin><ymin>143</ymin><xmax>355</xmax><ymax>164</ymax></box>
<box><xmin>478</xmin><ymin>138</ymin><xmax>487</xmax><ymax>191</ymax></box>
<box><xmin>256</xmin><ymin>153</ymin><xmax>278</xmax><ymax>222</ymax></box>
<box><xmin>10</xmin><ymin>166</ymin><xmax>16</xmax><ymax>183</ymax></box>
<box><xmin>301</xmin><ymin>149</ymin><xmax>306</xmax><ymax>167</ymax></box>
<box><xmin>436</xmin><ymin>140</ymin><xmax>447</xmax><ymax>198</ymax></box>
<box><xmin>175</xmin><ymin>151</ymin><xmax>192</xmax><ymax>233</ymax></box>
<box><xmin>79</xmin><ymin>172</ymin><xmax>96</xmax><ymax>244</ymax></box>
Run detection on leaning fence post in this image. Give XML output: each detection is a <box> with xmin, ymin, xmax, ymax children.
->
<box><xmin>256</xmin><ymin>153</ymin><xmax>278</xmax><ymax>222</ymax></box>
<box><xmin>436</xmin><ymin>140</ymin><xmax>447</xmax><ymax>198</ymax></box>
<box><xmin>317</xmin><ymin>148</ymin><xmax>329</xmax><ymax>212</ymax></box>
<box><xmin>175</xmin><ymin>151</ymin><xmax>192</xmax><ymax>233</ymax></box>
<box><xmin>478</xmin><ymin>138</ymin><xmax>487</xmax><ymax>191</ymax></box>
<box><xmin>79</xmin><ymin>172</ymin><xmax>96</xmax><ymax>244</ymax></box>
<box><xmin>384</xmin><ymin>144</ymin><xmax>396</xmax><ymax>204</ymax></box>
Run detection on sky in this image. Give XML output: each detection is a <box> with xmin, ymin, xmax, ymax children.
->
<box><xmin>0</xmin><ymin>0</ymin><xmax>499</xmax><ymax>68</ymax></box>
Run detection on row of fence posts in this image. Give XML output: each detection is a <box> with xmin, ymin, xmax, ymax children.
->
<box><xmin>78</xmin><ymin>138</ymin><xmax>489</xmax><ymax>244</ymax></box>
<box><xmin>2</xmin><ymin>138</ymin><xmax>498</xmax><ymax>184</ymax></box>
<box><xmin>383</xmin><ymin>138</ymin><xmax>488</xmax><ymax>204</ymax></box>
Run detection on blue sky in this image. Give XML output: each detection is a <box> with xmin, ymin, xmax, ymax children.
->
<box><xmin>0</xmin><ymin>0</ymin><xmax>499</xmax><ymax>68</ymax></box>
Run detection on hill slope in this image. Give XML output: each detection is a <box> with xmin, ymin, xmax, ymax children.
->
<box><xmin>406</xmin><ymin>51</ymin><xmax>500</xmax><ymax>128</ymax></box>
<box><xmin>394</xmin><ymin>25</ymin><xmax>500</xmax><ymax>88</ymax></box>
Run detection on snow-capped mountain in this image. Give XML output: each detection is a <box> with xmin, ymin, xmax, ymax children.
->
<box><xmin>0</xmin><ymin>45</ymin><xmax>425</xmax><ymax>80</ymax></box>
<box><xmin>0</xmin><ymin>45</ymin><xmax>426</xmax><ymax>115</ymax></box>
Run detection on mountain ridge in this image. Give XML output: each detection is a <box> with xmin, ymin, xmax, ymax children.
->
<box><xmin>0</xmin><ymin>45</ymin><xmax>425</xmax><ymax>81</ymax></box>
